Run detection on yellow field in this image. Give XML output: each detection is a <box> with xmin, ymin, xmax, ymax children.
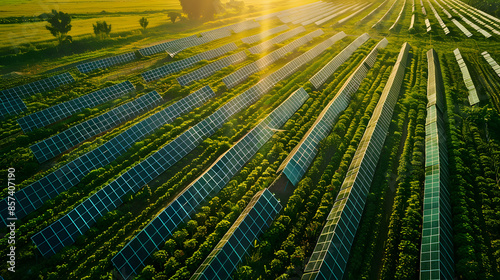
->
<box><xmin>0</xmin><ymin>0</ymin><xmax>316</xmax><ymax>49</ymax></box>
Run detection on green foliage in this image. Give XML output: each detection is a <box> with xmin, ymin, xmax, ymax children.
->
<box><xmin>45</xmin><ymin>9</ymin><xmax>72</xmax><ymax>46</ymax></box>
<box><xmin>168</xmin><ymin>12</ymin><xmax>182</xmax><ymax>23</ymax></box>
<box><xmin>93</xmin><ymin>20</ymin><xmax>111</xmax><ymax>39</ymax></box>
<box><xmin>179</xmin><ymin>0</ymin><xmax>222</xmax><ymax>20</ymax></box>
<box><xmin>139</xmin><ymin>17</ymin><xmax>149</xmax><ymax>31</ymax></box>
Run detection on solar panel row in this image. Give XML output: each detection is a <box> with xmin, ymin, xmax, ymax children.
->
<box><xmin>279</xmin><ymin>38</ymin><xmax>388</xmax><ymax>187</ymax></box>
<box><xmin>30</xmin><ymin>91</ymin><xmax>163</xmax><ymax>163</ymax></box>
<box><xmin>421</xmin><ymin>0</ymin><xmax>427</xmax><ymax>15</ymax></box>
<box><xmin>0</xmin><ymin>97</ymin><xmax>27</xmax><ymax>119</ymax></box>
<box><xmin>112</xmin><ymin>88</ymin><xmax>308</xmax><ymax>280</ymax></box>
<box><xmin>302</xmin><ymin>42</ymin><xmax>411</xmax><ymax>280</ymax></box>
<box><xmin>30</xmin><ymin>33</ymin><xmax>339</xmax><ymax>257</ymax></box>
<box><xmin>420</xmin><ymin>49</ymin><xmax>454</xmax><ymax>280</ymax></box>
<box><xmin>426</xmin><ymin>49</ymin><xmax>446</xmax><ymax>111</ymax></box>
<box><xmin>241</xmin><ymin>24</ymin><xmax>289</xmax><ymax>45</ymax></box>
<box><xmin>409</xmin><ymin>13</ymin><xmax>416</xmax><ymax>30</ymax></box>
<box><xmin>357</xmin><ymin>0</ymin><xmax>389</xmax><ymax>25</ymax></box>
<box><xmin>389</xmin><ymin>0</ymin><xmax>407</xmax><ymax>31</ymax></box>
<box><xmin>301</xmin><ymin>3</ymin><xmax>349</xmax><ymax>26</ymax></box>
<box><xmin>17</xmin><ymin>81</ymin><xmax>135</xmax><ymax>133</ymax></box>
<box><xmin>1</xmin><ymin>72</ymin><xmax>74</xmax><ymax>100</ymax></box>
<box><xmin>191</xmin><ymin>189</ymin><xmax>282</xmax><ymax>280</ymax></box>
<box><xmin>453</xmin><ymin>4</ymin><xmax>500</xmax><ymax>35</ymax></box>
<box><xmin>315</xmin><ymin>3</ymin><xmax>362</xmax><ymax>26</ymax></box>
<box><xmin>291</xmin><ymin>2</ymin><xmax>337</xmax><ymax>25</ymax></box>
<box><xmin>230</xmin><ymin>20</ymin><xmax>261</xmax><ymax>33</ymax></box>
<box><xmin>177</xmin><ymin>51</ymin><xmax>247</xmax><ymax>86</ymax></box>
<box><xmin>76</xmin><ymin>52</ymin><xmax>137</xmax><ymax>74</ymax></box>
<box><xmin>451</xmin><ymin>18</ymin><xmax>473</xmax><ymax>37</ymax></box>
<box><xmin>142</xmin><ymin>43</ymin><xmax>237</xmax><ymax>82</ymax></box>
<box><xmin>453</xmin><ymin>48</ymin><xmax>480</xmax><ymax>105</ymax></box>
<box><xmin>167</xmin><ymin>30</ymin><xmax>233</xmax><ymax>57</ymax></box>
<box><xmin>247</xmin><ymin>26</ymin><xmax>307</xmax><ymax>54</ymax></box>
<box><xmin>427</xmin><ymin>0</ymin><xmax>450</xmax><ymax>34</ymax></box>
<box><xmin>434</xmin><ymin>0</ymin><xmax>452</xmax><ymax>18</ymax></box>
<box><xmin>224</xmin><ymin>29</ymin><xmax>323</xmax><ymax>89</ymax></box>
<box><xmin>450</xmin><ymin>0</ymin><xmax>500</xmax><ymax>26</ymax></box>
<box><xmin>138</xmin><ymin>35</ymin><xmax>199</xmax><ymax>57</ymax></box>
<box><xmin>309</xmin><ymin>33</ymin><xmax>370</xmax><ymax>89</ymax></box>
<box><xmin>481</xmin><ymin>51</ymin><xmax>500</xmax><ymax>78</ymax></box>
<box><xmin>457</xmin><ymin>11</ymin><xmax>492</xmax><ymax>38</ymax></box>
<box><xmin>0</xmin><ymin>86</ymin><xmax>214</xmax><ymax>227</ymax></box>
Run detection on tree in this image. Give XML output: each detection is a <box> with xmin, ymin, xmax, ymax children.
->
<box><xmin>93</xmin><ymin>21</ymin><xmax>111</xmax><ymax>39</ymax></box>
<box><xmin>168</xmin><ymin>12</ymin><xmax>181</xmax><ymax>23</ymax></box>
<box><xmin>139</xmin><ymin>17</ymin><xmax>149</xmax><ymax>32</ymax></box>
<box><xmin>179</xmin><ymin>0</ymin><xmax>222</xmax><ymax>20</ymax></box>
<box><xmin>45</xmin><ymin>9</ymin><xmax>72</xmax><ymax>46</ymax></box>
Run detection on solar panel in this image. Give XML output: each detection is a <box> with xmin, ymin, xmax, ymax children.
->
<box><xmin>357</xmin><ymin>0</ymin><xmax>390</xmax><ymax>24</ymax></box>
<box><xmin>456</xmin><ymin>12</ymin><xmax>492</xmax><ymax>38</ymax></box>
<box><xmin>279</xmin><ymin>38</ymin><xmax>389</xmax><ymax>187</ymax></box>
<box><xmin>241</xmin><ymin>25</ymin><xmax>289</xmax><ymax>45</ymax></box>
<box><xmin>292</xmin><ymin>2</ymin><xmax>337</xmax><ymax>25</ymax></box>
<box><xmin>30</xmin><ymin>33</ymin><xmax>335</xmax><ymax>257</ymax></box>
<box><xmin>302</xmin><ymin>42</ymin><xmax>411</xmax><ymax>280</ymax></box>
<box><xmin>76</xmin><ymin>52</ymin><xmax>137</xmax><ymax>73</ymax></box>
<box><xmin>224</xmin><ymin>29</ymin><xmax>324</xmax><ymax>89</ymax></box>
<box><xmin>168</xmin><ymin>30</ymin><xmax>233</xmax><ymax>57</ymax></box>
<box><xmin>279</xmin><ymin>2</ymin><xmax>329</xmax><ymax>23</ymax></box>
<box><xmin>315</xmin><ymin>3</ymin><xmax>360</xmax><ymax>26</ymax></box>
<box><xmin>112</xmin><ymin>88</ymin><xmax>307</xmax><ymax>280</ymax></box>
<box><xmin>450</xmin><ymin>0</ymin><xmax>500</xmax><ymax>26</ymax></box>
<box><xmin>421</xmin><ymin>0</ymin><xmax>427</xmax><ymax>15</ymax></box>
<box><xmin>142</xmin><ymin>43</ymin><xmax>237</xmax><ymax>82</ymax></box>
<box><xmin>247</xmin><ymin>26</ymin><xmax>306</xmax><ymax>54</ymax></box>
<box><xmin>0</xmin><ymin>97</ymin><xmax>27</xmax><ymax>118</ymax></box>
<box><xmin>433</xmin><ymin>0</ymin><xmax>452</xmax><ymax>18</ymax></box>
<box><xmin>1</xmin><ymin>72</ymin><xmax>74</xmax><ymax>100</ymax></box>
<box><xmin>389</xmin><ymin>0</ymin><xmax>406</xmax><ymax>31</ymax></box>
<box><xmin>427</xmin><ymin>0</ymin><xmax>450</xmax><ymax>34</ymax></box>
<box><xmin>409</xmin><ymin>14</ymin><xmax>416</xmax><ymax>30</ymax></box>
<box><xmin>481</xmin><ymin>51</ymin><xmax>500</xmax><ymax>78</ymax></box>
<box><xmin>310</xmin><ymin>33</ymin><xmax>370</xmax><ymax>89</ymax></box>
<box><xmin>452</xmin><ymin>19</ymin><xmax>473</xmax><ymax>37</ymax></box>
<box><xmin>454</xmin><ymin>6</ymin><xmax>500</xmax><ymax>35</ymax></box>
<box><xmin>420</xmin><ymin>49</ymin><xmax>454</xmax><ymax>280</ymax></box>
<box><xmin>177</xmin><ymin>51</ymin><xmax>247</xmax><ymax>86</ymax></box>
<box><xmin>0</xmin><ymin>86</ymin><xmax>215</xmax><ymax>226</ymax></box>
<box><xmin>30</xmin><ymin>91</ymin><xmax>162</xmax><ymax>163</ymax></box>
<box><xmin>191</xmin><ymin>189</ymin><xmax>282</xmax><ymax>280</ymax></box>
<box><xmin>17</xmin><ymin>81</ymin><xmax>135</xmax><ymax>133</ymax></box>
<box><xmin>453</xmin><ymin>48</ymin><xmax>479</xmax><ymax>105</ymax></box>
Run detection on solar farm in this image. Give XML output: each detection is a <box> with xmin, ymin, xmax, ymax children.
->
<box><xmin>0</xmin><ymin>0</ymin><xmax>500</xmax><ymax>279</ymax></box>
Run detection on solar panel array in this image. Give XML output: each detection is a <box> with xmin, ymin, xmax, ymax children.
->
<box><xmin>0</xmin><ymin>97</ymin><xmax>27</xmax><ymax>119</ymax></box>
<box><xmin>241</xmin><ymin>24</ymin><xmax>289</xmax><ymax>45</ymax></box>
<box><xmin>450</xmin><ymin>0</ymin><xmax>500</xmax><ymax>26</ymax></box>
<box><xmin>1</xmin><ymin>72</ymin><xmax>74</xmax><ymax>100</ymax></box>
<box><xmin>138</xmin><ymin>35</ymin><xmax>199</xmax><ymax>57</ymax></box>
<box><xmin>452</xmin><ymin>19</ymin><xmax>473</xmax><ymax>37</ymax></box>
<box><xmin>112</xmin><ymin>88</ymin><xmax>308</xmax><ymax>280</ymax></box>
<box><xmin>309</xmin><ymin>33</ymin><xmax>370</xmax><ymax>89</ymax></box>
<box><xmin>427</xmin><ymin>0</ymin><xmax>450</xmax><ymax>34</ymax></box>
<box><xmin>292</xmin><ymin>2</ymin><xmax>336</xmax><ymax>25</ymax></box>
<box><xmin>0</xmin><ymin>86</ymin><xmax>214</xmax><ymax>226</ymax></box>
<box><xmin>278</xmin><ymin>2</ymin><xmax>328</xmax><ymax>23</ymax></box>
<box><xmin>223</xmin><ymin>29</ymin><xmax>324</xmax><ymax>89</ymax></box>
<box><xmin>301</xmin><ymin>3</ymin><xmax>347</xmax><ymax>26</ymax></box>
<box><xmin>426</xmin><ymin>49</ymin><xmax>446</xmax><ymax>111</ymax></box>
<box><xmin>253</xmin><ymin>2</ymin><xmax>320</xmax><ymax>21</ymax></box>
<box><xmin>76</xmin><ymin>52</ymin><xmax>137</xmax><ymax>73</ymax></box>
<box><xmin>177</xmin><ymin>51</ymin><xmax>247</xmax><ymax>86</ymax></box>
<box><xmin>482</xmin><ymin>51</ymin><xmax>500</xmax><ymax>78</ymax></box>
<box><xmin>420</xmin><ymin>49</ymin><xmax>454</xmax><ymax>280</ymax></box>
<box><xmin>279</xmin><ymin>38</ymin><xmax>389</xmax><ymax>187</ymax></box>
<box><xmin>191</xmin><ymin>189</ymin><xmax>282</xmax><ymax>280</ymax></box>
<box><xmin>315</xmin><ymin>3</ymin><xmax>359</xmax><ymax>26</ymax></box>
<box><xmin>453</xmin><ymin>48</ymin><xmax>480</xmax><ymax>106</ymax></box>
<box><xmin>457</xmin><ymin>12</ymin><xmax>492</xmax><ymax>38</ymax></box>
<box><xmin>30</xmin><ymin>91</ymin><xmax>162</xmax><ymax>163</ymax></box>
<box><xmin>230</xmin><ymin>20</ymin><xmax>261</xmax><ymax>33</ymax></box>
<box><xmin>31</xmin><ymin>33</ymin><xmax>338</xmax><ymax>257</ymax></box>
<box><xmin>142</xmin><ymin>43</ymin><xmax>237</xmax><ymax>82</ymax></box>
<box><xmin>337</xmin><ymin>3</ymin><xmax>374</xmax><ymax>26</ymax></box>
<box><xmin>372</xmin><ymin>0</ymin><xmax>399</xmax><ymax>28</ymax></box>
<box><xmin>17</xmin><ymin>81</ymin><xmax>135</xmax><ymax>133</ymax></box>
<box><xmin>247</xmin><ymin>26</ymin><xmax>306</xmax><ymax>54</ymax></box>
<box><xmin>451</xmin><ymin>4</ymin><xmax>500</xmax><ymax>35</ymax></box>
<box><xmin>169</xmin><ymin>30</ymin><xmax>233</xmax><ymax>57</ymax></box>
<box><xmin>302</xmin><ymin>42</ymin><xmax>411</xmax><ymax>280</ymax></box>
